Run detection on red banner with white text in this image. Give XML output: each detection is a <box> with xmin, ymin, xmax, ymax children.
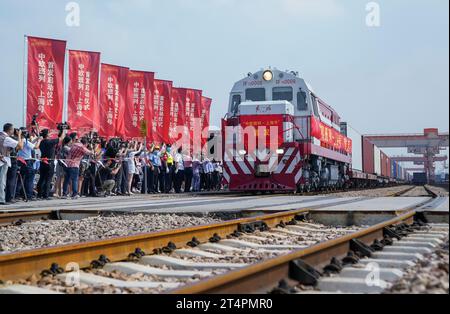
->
<box><xmin>99</xmin><ymin>64</ymin><xmax>129</xmax><ymax>138</ymax></box>
<box><xmin>168</xmin><ymin>87</ymin><xmax>185</xmax><ymax>145</ymax></box>
<box><xmin>26</xmin><ymin>36</ymin><xmax>66</xmax><ymax>129</ymax></box>
<box><xmin>240</xmin><ymin>114</ymin><xmax>285</xmax><ymax>152</ymax></box>
<box><xmin>67</xmin><ymin>50</ymin><xmax>100</xmax><ymax>132</ymax></box>
<box><xmin>151</xmin><ymin>80</ymin><xmax>172</xmax><ymax>145</ymax></box>
<box><xmin>200</xmin><ymin>96</ymin><xmax>212</xmax><ymax>149</ymax></box>
<box><xmin>175</xmin><ymin>88</ymin><xmax>202</xmax><ymax>152</ymax></box>
<box><xmin>317</xmin><ymin>120</ymin><xmax>352</xmax><ymax>154</ymax></box>
<box><xmin>125</xmin><ymin>71</ymin><xmax>155</xmax><ymax>140</ymax></box>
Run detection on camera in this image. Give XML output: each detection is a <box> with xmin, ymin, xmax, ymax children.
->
<box><xmin>57</xmin><ymin>122</ymin><xmax>71</xmax><ymax>131</ymax></box>
<box><xmin>20</xmin><ymin>127</ymin><xmax>30</xmax><ymax>139</ymax></box>
<box><xmin>31</xmin><ymin>114</ymin><xmax>38</xmax><ymax>127</ymax></box>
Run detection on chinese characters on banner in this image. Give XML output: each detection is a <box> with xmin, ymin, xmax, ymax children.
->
<box><xmin>240</xmin><ymin>114</ymin><xmax>285</xmax><ymax>152</ymax></box>
<box><xmin>316</xmin><ymin>119</ymin><xmax>352</xmax><ymax>154</ymax></box>
<box><xmin>67</xmin><ymin>50</ymin><xmax>100</xmax><ymax>131</ymax></box>
<box><xmin>26</xmin><ymin>36</ymin><xmax>66</xmax><ymax>129</ymax></box>
<box><xmin>185</xmin><ymin>89</ymin><xmax>202</xmax><ymax>133</ymax></box>
<box><xmin>169</xmin><ymin>87</ymin><xmax>185</xmax><ymax>145</ymax></box>
<box><xmin>125</xmin><ymin>71</ymin><xmax>155</xmax><ymax>139</ymax></box>
<box><xmin>152</xmin><ymin>80</ymin><xmax>172</xmax><ymax>144</ymax></box>
<box><xmin>25</xmin><ymin>36</ymin><xmax>212</xmax><ymax>146</ymax></box>
<box><xmin>173</xmin><ymin>88</ymin><xmax>202</xmax><ymax>151</ymax></box>
<box><xmin>99</xmin><ymin>64</ymin><xmax>129</xmax><ymax>138</ymax></box>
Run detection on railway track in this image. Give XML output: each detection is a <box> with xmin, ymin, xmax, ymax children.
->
<box><xmin>0</xmin><ymin>211</ymin><xmax>56</xmax><ymax>227</ymax></box>
<box><xmin>1</xmin><ymin>196</ymin><xmax>446</xmax><ymax>294</ymax></box>
<box><xmin>397</xmin><ymin>186</ymin><xmax>438</xmax><ymax>198</ymax></box>
<box><xmin>170</xmin><ymin>211</ymin><xmax>448</xmax><ymax>294</ymax></box>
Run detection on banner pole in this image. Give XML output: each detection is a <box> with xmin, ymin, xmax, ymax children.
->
<box><xmin>22</xmin><ymin>35</ymin><xmax>27</xmax><ymax>127</ymax></box>
<box><xmin>63</xmin><ymin>48</ymin><xmax>68</xmax><ymax>123</ymax></box>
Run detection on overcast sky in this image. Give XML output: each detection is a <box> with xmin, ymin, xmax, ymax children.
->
<box><xmin>0</xmin><ymin>0</ymin><xmax>448</xmax><ymax>172</ymax></box>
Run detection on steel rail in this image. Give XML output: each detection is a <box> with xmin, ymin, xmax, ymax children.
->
<box><xmin>0</xmin><ymin>211</ymin><xmax>55</xmax><ymax>227</ymax></box>
<box><xmin>423</xmin><ymin>185</ymin><xmax>439</xmax><ymax>199</ymax></box>
<box><xmin>388</xmin><ymin>185</ymin><xmax>417</xmax><ymax>197</ymax></box>
<box><xmin>170</xmin><ymin>210</ymin><xmax>416</xmax><ymax>294</ymax></box>
<box><xmin>0</xmin><ymin>208</ymin><xmax>309</xmax><ymax>282</ymax></box>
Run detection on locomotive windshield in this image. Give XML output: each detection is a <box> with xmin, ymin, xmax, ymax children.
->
<box><xmin>245</xmin><ymin>88</ymin><xmax>266</xmax><ymax>101</ymax></box>
<box><xmin>272</xmin><ymin>87</ymin><xmax>293</xmax><ymax>101</ymax></box>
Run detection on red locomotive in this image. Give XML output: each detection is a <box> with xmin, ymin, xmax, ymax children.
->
<box><xmin>220</xmin><ymin>68</ymin><xmax>403</xmax><ymax>193</ymax></box>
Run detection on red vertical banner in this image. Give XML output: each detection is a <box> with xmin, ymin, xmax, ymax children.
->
<box><xmin>175</xmin><ymin>88</ymin><xmax>202</xmax><ymax>152</ymax></box>
<box><xmin>99</xmin><ymin>64</ymin><xmax>129</xmax><ymax>138</ymax></box>
<box><xmin>168</xmin><ymin>87</ymin><xmax>185</xmax><ymax>145</ymax></box>
<box><xmin>125</xmin><ymin>71</ymin><xmax>155</xmax><ymax>140</ymax></box>
<box><xmin>152</xmin><ymin>79</ymin><xmax>172</xmax><ymax>145</ymax></box>
<box><xmin>67</xmin><ymin>50</ymin><xmax>100</xmax><ymax>132</ymax></box>
<box><xmin>185</xmin><ymin>89</ymin><xmax>203</xmax><ymax>132</ymax></box>
<box><xmin>200</xmin><ymin>97</ymin><xmax>212</xmax><ymax>149</ymax></box>
<box><xmin>26</xmin><ymin>36</ymin><xmax>66</xmax><ymax>129</ymax></box>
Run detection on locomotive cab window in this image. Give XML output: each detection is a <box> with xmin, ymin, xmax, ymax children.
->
<box><xmin>245</xmin><ymin>88</ymin><xmax>266</xmax><ymax>101</ymax></box>
<box><xmin>311</xmin><ymin>94</ymin><xmax>319</xmax><ymax>116</ymax></box>
<box><xmin>272</xmin><ymin>87</ymin><xmax>293</xmax><ymax>101</ymax></box>
<box><xmin>231</xmin><ymin>94</ymin><xmax>241</xmax><ymax>114</ymax></box>
<box><xmin>297</xmin><ymin>90</ymin><xmax>307</xmax><ymax>111</ymax></box>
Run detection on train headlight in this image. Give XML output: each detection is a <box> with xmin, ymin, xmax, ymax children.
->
<box><xmin>263</xmin><ymin>70</ymin><xmax>273</xmax><ymax>81</ymax></box>
<box><xmin>276</xmin><ymin>149</ymin><xmax>284</xmax><ymax>155</ymax></box>
<box><xmin>238</xmin><ymin>149</ymin><xmax>247</xmax><ymax>156</ymax></box>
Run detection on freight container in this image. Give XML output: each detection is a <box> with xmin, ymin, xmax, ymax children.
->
<box><xmin>391</xmin><ymin>161</ymin><xmax>397</xmax><ymax>179</ymax></box>
<box><xmin>345</xmin><ymin>125</ymin><xmax>363</xmax><ymax>172</ymax></box>
<box><xmin>380</xmin><ymin>152</ymin><xmax>387</xmax><ymax>177</ymax></box>
<box><xmin>381</xmin><ymin>153</ymin><xmax>391</xmax><ymax>178</ymax></box>
<box><xmin>374</xmin><ymin>146</ymin><xmax>382</xmax><ymax>176</ymax></box>
<box><xmin>362</xmin><ymin>138</ymin><xmax>375</xmax><ymax>175</ymax></box>
<box><xmin>413</xmin><ymin>172</ymin><xmax>427</xmax><ymax>185</ymax></box>
<box><xmin>386</xmin><ymin>156</ymin><xmax>391</xmax><ymax>178</ymax></box>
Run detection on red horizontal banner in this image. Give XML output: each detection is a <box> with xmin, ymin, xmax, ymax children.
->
<box><xmin>317</xmin><ymin>120</ymin><xmax>352</xmax><ymax>154</ymax></box>
<box><xmin>240</xmin><ymin>114</ymin><xmax>285</xmax><ymax>151</ymax></box>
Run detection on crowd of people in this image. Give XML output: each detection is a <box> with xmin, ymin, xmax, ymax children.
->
<box><xmin>0</xmin><ymin>122</ymin><xmax>223</xmax><ymax>205</ymax></box>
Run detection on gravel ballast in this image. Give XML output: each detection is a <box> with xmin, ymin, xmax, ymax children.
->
<box><xmin>0</xmin><ymin>214</ymin><xmax>223</xmax><ymax>253</ymax></box>
<box><xmin>385</xmin><ymin>239</ymin><xmax>449</xmax><ymax>294</ymax></box>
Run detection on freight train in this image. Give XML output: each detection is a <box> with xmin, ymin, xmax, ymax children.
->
<box><xmin>219</xmin><ymin>68</ymin><xmax>407</xmax><ymax>193</ymax></box>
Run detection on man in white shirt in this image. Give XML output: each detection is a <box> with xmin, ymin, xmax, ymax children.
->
<box><xmin>173</xmin><ymin>147</ymin><xmax>185</xmax><ymax>193</ymax></box>
<box><xmin>0</xmin><ymin>123</ymin><xmax>24</xmax><ymax>205</ymax></box>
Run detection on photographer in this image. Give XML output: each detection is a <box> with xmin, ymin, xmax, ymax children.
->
<box><xmin>0</xmin><ymin>123</ymin><xmax>24</xmax><ymax>205</ymax></box>
<box><xmin>62</xmin><ymin>136</ymin><xmax>93</xmax><ymax>199</ymax></box>
<box><xmin>55</xmin><ymin>136</ymin><xmax>72</xmax><ymax>198</ymax></box>
<box><xmin>17</xmin><ymin>128</ymin><xmax>42</xmax><ymax>201</ymax></box>
<box><xmin>114</xmin><ymin>142</ymin><xmax>128</xmax><ymax>195</ymax></box>
<box><xmin>81</xmin><ymin>140</ymin><xmax>102</xmax><ymax>198</ymax></box>
<box><xmin>36</xmin><ymin>128</ymin><xmax>66</xmax><ymax>200</ymax></box>
<box><xmin>125</xmin><ymin>141</ymin><xmax>143</xmax><ymax>195</ymax></box>
<box><xmin>99</xmin><ymin>159</ymin><xmax>121</xmax><ymax>196</ymax></box>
